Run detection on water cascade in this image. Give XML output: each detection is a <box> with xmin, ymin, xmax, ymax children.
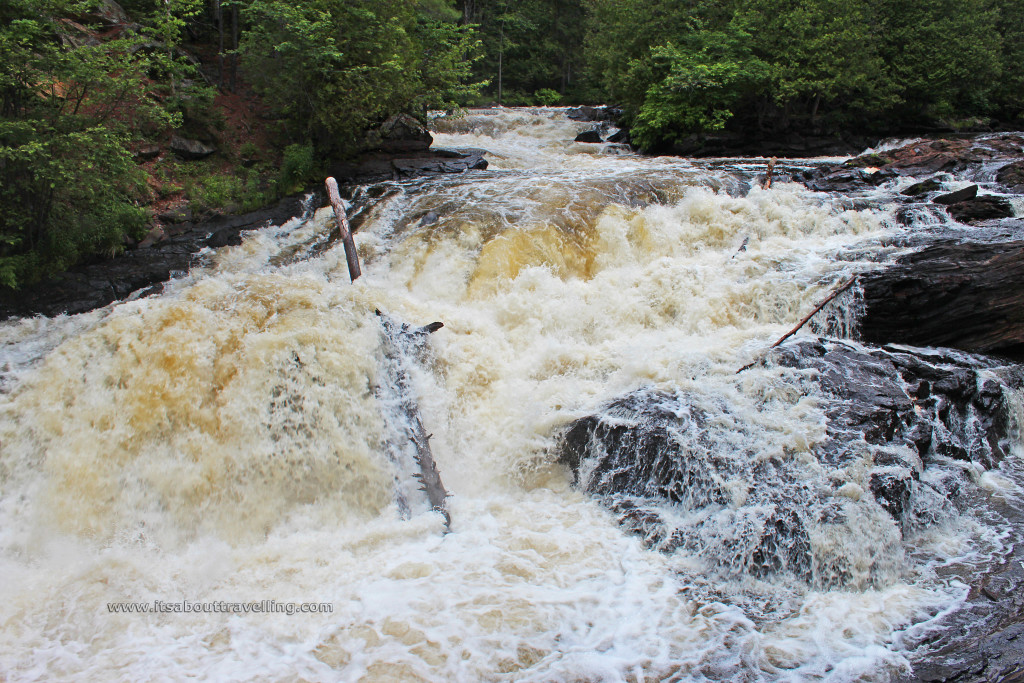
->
<box><xmin>0</xmin><ymin>107</ymin><xmax>1021</xmax><ymax>681</ymax></box>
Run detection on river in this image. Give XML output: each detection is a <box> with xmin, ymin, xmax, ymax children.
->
<box><xmin>0</xmin><ymin>108</ymin><xmax>1021</xmax><ymax>681</ymax></box>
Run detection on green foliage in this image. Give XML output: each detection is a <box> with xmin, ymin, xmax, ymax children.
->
<box><xmin>584</xmin><ymin>0</ymin><xmax>1024</xmax><ymax>150</ymax></box>
<box><xmin>629</xmin><ymin>23</ymin><xmax>769</xmax><ymax>148</ymax></box>
<box><xmin>534</xmin><ymin>88</ymin><xmax>562</xmax><ymax>105</ymax></box>
<box><xmin>277</xmin><ymin>143</ymin><xmax>318</xmax><ymax>195</ymax></box>
<box><xmin>0</xmin><ymin>0</ymin><xmax>176</xmax><ymax>287</ymax></box>
<box><xmin>239</xmin><ymin>0</ymin><xmax>481</xmax><ymax>157</ymax></box>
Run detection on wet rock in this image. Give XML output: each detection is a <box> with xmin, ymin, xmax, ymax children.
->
<box><xmin>557</xmin><ymin>338</ymin><xmax>1018</xmax><ymax>585</ymax></box>
<box><xmin>996</xmin><ymin>160</ymin><xmax>1024</xmax><ymax>192</ymax></box>
<box><xmin>329</xmin><ymin>147</ymin><xmax>487</xmax><ymax>183</ymax></box>
<box><xmin>899</xmin><ymin>532</ymin><xmax>1024</xmax><ymax>682</ymax></box>
<box><xmin>803</xmin><ymin>134</ymin><xmax>1024</xmax><ymax>193</ymax></box>
<box><xmin>606</xmin><ymin>128</ymin><xmax>630</xmax><ymax>144</ymax></box>
<box><xmin>558</xmin><ymin>389</ymin><xmax>815</xmax><ymax>581</ymax></box>
<box><xmin>206</xmin><ymin>228</ymin><xmax>242</xmax><ymax>248</ymax></box>
<box><xmin>901</xmin><ymin>178</ymin><xmax>942</xmax><ymax>197</ymax></box>
<box><xmin>947</xmin><ymin>196</ymin><xmax>1014</xmax><ymax>224</ymax></box>
<box><xmin>859</xmin><ymin>241</ymin><xmax>1024</xmax><ymax>355</ymax></box>
<box><xmin>574</xmin><ymin>128</ymin><xmax>603</xmax><ymax>143</ymax></box>
<box><xmin>933</xmin><ymin>184</ymin><xmax>979</xmax><ymax>204</ymax></box>
<box><xmin>769</xmin><ymin>338</ymin><xmax>1017</xmax><ymax>516</ymax></box>
<box><xmin>417</xmin><ymin>211</ymin><xmax>440</xmax><ymax>227</ymax></box>
<box><xmin>170</xmin><ymin>134</ymin><xmax>216</xmax><ymax>160</ymax></box>
<box><xmin>566</xmin><ymin>106</ymin><xmax>620</xmax><ymax>122</ymax></box>
<box><xmin>365</xmin><ymin>113</ymin><xmax>433</xmax><ymax>154</ymax></box>
<box><xmin>802</xmin><ymin>167</ymin><xmax>894</xmax><ymax>193</ymax></box>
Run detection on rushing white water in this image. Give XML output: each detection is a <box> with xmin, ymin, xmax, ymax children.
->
<box><xmin>0</xmin><ymin>108</ymin><xmax>1020</xmax><ymax>681</ymax></box>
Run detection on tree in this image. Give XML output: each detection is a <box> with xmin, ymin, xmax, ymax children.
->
<box><xmin>0</xmin><ymin>0</ymin><xmax>177</xmax><ymax>287</ymax></box>
<box><xmin>628</xmin><ymin>22</ymin><xmax>769</xmax><ymax>149</ymax></box>
<box><xmin>239</xmin><ymin>0</ymin><xmax>480</xmax><ymax>156</ymax></box>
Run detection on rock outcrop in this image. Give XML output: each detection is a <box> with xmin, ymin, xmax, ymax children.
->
<box><xmin>0</xmin><ymin>194</ymin><xmax>316</xmax><ymax>320</ymax></box>
<box><xmin>800</xmin><ymin>134</ymin><xmax>1024</xmax><ymax>194</ymax></box>
<box><xmin>557</xmin><ymin>338</ymin><xmax>1019</xmax><ymax>588</ymax></box>
<box><xmin>858</xmin><ymin>241</ymin><xmax>1024</xmax><ymax>356</ymax></box>
<box><xmin>170</xmin><ymin>134</ymin><xmax>216</xmax><ymax>160</ymax></box>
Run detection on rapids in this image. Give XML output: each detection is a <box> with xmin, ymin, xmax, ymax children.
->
<box><xmin>0</xmin><ymin>107</ymin><xmax>1021</xmax><ymax>681</ymax></box>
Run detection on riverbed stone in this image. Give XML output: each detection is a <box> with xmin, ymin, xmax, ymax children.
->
<box><xmin>574</xmin><ymin>128</ymin><xmax>603</xmax><ymax>143</ymax></box>
<box><xmin>946</xmin><ymin>196</ymin><xmax>1014</xmax><ymax>223</ymax></box>
<box><xmin>934</xmin><ymin>184</ymin><xmax>979</xmax><ymax>204</ymax></box>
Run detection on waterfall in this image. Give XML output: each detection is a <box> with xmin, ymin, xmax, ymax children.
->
<box><xmin>0</xmin><ymin>107</ymin><xmax>1020</xmax><ymax>681</ymax></box>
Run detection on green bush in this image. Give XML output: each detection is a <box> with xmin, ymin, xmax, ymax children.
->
<box><xmin>534</xmin><ymin>88</ymin><xmax>562</xmax><ymax>106</ymax></box>
<box><xmin>278</xmin><ymin>143</ymin><xmax>317</xmax><ymax>195</ymax></box>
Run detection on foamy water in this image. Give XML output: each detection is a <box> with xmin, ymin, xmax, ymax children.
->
<box><xmin>0</xmin><ymin>108</ymin><xmax>1020</xmax><ymax>681</ymax></box>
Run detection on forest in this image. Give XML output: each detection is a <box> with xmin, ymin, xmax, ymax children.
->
<box><xmin>2</xmin><ymin>0</ymin><xmax>1023</xmax><ymax>288</ymax></box>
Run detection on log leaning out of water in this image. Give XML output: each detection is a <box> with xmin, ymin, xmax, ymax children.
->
<box><xmin>859</xmin><ymin>241</ymin><xmax>1024</xmax><ymax>356</ymax></box>
<box><xmin>736</xmin><ymin>276</ymin><xmax>856</xmax><ymax>373</ymax></box>
<box><xmin>325</xmin><ymin>177</ymin><xmax>362</xmax><ymax>282</ymax></box>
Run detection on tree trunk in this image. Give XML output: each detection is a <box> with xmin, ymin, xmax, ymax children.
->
<box><xmin>216</xmin><ymin>0</ymin><xmax>224</xmax><ymax>87</ymax></box>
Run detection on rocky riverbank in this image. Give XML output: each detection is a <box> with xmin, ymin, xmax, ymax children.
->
<box><xmin>0</xmin><ymin>115</ymin><xmax>488</xmax><ymax>321</ymax></box>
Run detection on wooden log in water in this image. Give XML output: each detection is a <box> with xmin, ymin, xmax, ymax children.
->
<box><xmin>325</xmin><ymin>177</ymin><xmax>362</xmax><ymax>282</ymax></box>
<box><xmin>376</xmin><ymin>310</ymin><xmax>450</xmax><ymax>529</ymax></box>
<box><xmin>737</xmin><ymin>276</ymin><xmax>857</xmax><ymax>373</ymax></box>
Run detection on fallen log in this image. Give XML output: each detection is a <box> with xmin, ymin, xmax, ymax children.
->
<box><xmin>325</xmin><ymin>177</ymin><xmax>361</xmax><ymax>282</ymax></box>
<box><xmin>375</xmin><ymin>310</ymin><xmax>450</xmax><ymax>528</ymax></box>
<box><xmin>737</xmin><ymin>276</ymin><xmax>857</xmax><ymax>372</ymax></box>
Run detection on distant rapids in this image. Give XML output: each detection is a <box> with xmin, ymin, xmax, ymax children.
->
<box><xmin>0</xmin><ymin>107</ymin><xmax>1021</xmax><ymax>681</ymax></box>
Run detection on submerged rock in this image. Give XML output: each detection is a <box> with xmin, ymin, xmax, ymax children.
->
<box><xmin>559</xmin><ymin>389</ymin><xmax>817</xmax><ymax>582</ymax></box>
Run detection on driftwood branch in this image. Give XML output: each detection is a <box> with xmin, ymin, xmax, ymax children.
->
<box><xmin>325</xmin><ymin>177</ymin><xmax>361</xmax><ymax>282</ymax></box>
<box><xmin>761</xmin><ymin>156</ymin><xmax>777</xmax><ymax>189</ymax></box>
<box><xmin>737</xmin><ymin>276</ymin><xmax>857</xmax><ymax>373</ymax></box>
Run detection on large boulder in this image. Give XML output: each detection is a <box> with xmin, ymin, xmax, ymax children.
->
<box><xmin>170</xmin><ymin>135</ymin><xmax>216</xmax><ymax>160</ymax></box>
<box><xmin>858</xmin><ymin>241</ymin><xmax>1024</xmax><ymax>354</ymax></box>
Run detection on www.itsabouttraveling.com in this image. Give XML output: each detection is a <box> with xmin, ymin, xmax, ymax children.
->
<box><xmin>107</xmin><ymin>600</ymin><xmax>333</xmax><ymax>615</ymax></box>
